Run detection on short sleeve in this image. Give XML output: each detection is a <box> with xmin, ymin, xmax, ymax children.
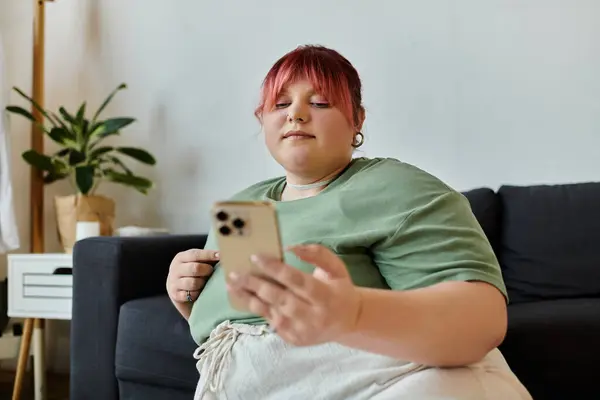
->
<box><xmin>371</xmin><ymin>190</ymin><xmax>508</xmax><ymax>303</ymax></box>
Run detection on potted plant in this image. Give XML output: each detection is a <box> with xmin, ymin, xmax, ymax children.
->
<box><xmin>5</xmin><ymin>83</ymin><xmax>157</xmax><ymax>252</ymax></box>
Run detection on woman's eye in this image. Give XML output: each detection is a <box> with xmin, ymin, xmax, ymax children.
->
<box><xmin>312</xmin><ymin>102</ymin><xmax>330</xmax><ymax>108</ymax></box>
<box><xmin>275</xmin><ymin>103</ymin><xmax>290</xmax><ymax>109</ymax></box>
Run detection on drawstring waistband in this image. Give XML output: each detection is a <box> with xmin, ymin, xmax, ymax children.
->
<box><xmin>193</xmin><ymin>320</ymin><xmax>269</xmax><ymax>399</ymax></box>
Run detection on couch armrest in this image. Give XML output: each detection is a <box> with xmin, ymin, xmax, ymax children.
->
<box><xmin>70</xmin><ymin>234</ymin><xmax>207</xmax><ymax>400</ymax></box>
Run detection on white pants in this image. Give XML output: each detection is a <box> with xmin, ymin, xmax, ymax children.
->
<box><xmin>194</xmin><ymin>321</ymin><xmax>532</xmax><ymax>400</ymax></box>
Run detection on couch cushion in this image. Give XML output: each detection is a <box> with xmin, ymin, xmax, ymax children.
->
<box><xmin>115</xmin><ymin>295</ymin><xmax>198</xmax><ymax>391</ymax></box>
<box><xmin>498</xmin><ymin>183</ymin><xmax>600</xmax><ymax>303</ymax></box>
<box><xmin>462</xmin><ymin>188</ymin><xmax>501</xmax><ymax>253</ymax></box>
<box><xmin>500</xmin><ymin>298</ymin><xmax>600</xmax><ymax>399</ymax></box>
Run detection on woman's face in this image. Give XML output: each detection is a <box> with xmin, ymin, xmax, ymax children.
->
<box><xmin>261</xmin><ymin>80</ymin><xmax>361</xmax><ymax>177</ymax></box>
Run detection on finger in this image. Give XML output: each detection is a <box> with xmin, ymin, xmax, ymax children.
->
<box><xmin>177</xmin><ymin>249</ymin><xmax>220</xmax><ymax>263</ymax></box>
<box><xmin>279</xmin><ymin>329</ymin><xmax>302</xmax><ymax>346</ymax></box>
<box><xmin>227</xmin><ymin>285</ymin><xmax>271</xmax><ymax>318</ymax></box>
<box><xmin>233</xmin><ymin>273</ymin><xmax>311</xmax><ymax>320</ymax></box>
<box><xmin>249</xmin><ymin>256</ymin><xmax>325</xmax><ymax>303</ymax></box>
<box><xmin>268</xmin><ymin>308</ymin><xmax>286</xmax><ymax>330</ymax></box>
<box><xmin>182</xmin><ymin>262</ymin><xmax>214</xmax><ymax>278</ymax></box>
<box><xmin>231</xmin><ymin>273</ymin><xmax>310</xmax><ymax>317</ymax></box>
<box><xmin>268</xmin><ymin>309</ymin><xmax>289</xmax><ymax>333</ymax></box>
<box><xmin>178</xmin><ymin>277</ymin><xmax>206</xmax><ymax>291</ymax></box>
<box><xmin>287</xmin><ymin>244</ymin><xmax>349</xmax><ymax>279</ymax></box>
<box><xmin>229</xmin><ymin>273</ymin><xmax>295</xmax><ymax>307</ymax></box>
<box><xmin>175</xmin><ymin>289</ymin><xmax>200</xmax><ymax>303</ymax></box>
<box><xmin>273</xmin><ymin>315</ymin><xmax>304</xmax><ymax>346</ymax></box>
<box><xmin>277</xmin><ymin>291</ymin><xmax>311</xmax><ymax>320</ymax></box>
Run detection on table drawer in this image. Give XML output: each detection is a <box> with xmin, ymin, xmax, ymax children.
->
<box><xmin>8</xmin><ymin>254</ymin><xmax>73</xmax><ymax>320</ymax></box>
<box><xmin>23</xmin><ymin>285</ymin><xmax>72</xmax><ymax>298</ymax></box>
<box><xmin>23</xmin><ymin>274</ymin><xmax>72</xmax><ymax>287</ymax></box>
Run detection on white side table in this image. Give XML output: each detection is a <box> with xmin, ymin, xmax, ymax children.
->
<box><xmin>7</xmin><ymin>253</ymin><xmax>73</xmax><ymax>400</ymax></box>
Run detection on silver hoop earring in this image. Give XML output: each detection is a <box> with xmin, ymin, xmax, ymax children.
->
<box><xmin>352</xmin><ymin>132</ymin><xmax>364</xmax><ymax>148</ymax></box>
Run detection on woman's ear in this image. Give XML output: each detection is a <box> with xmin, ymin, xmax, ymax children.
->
<box><xmin>355</xmin><ymin>107</ymin><xmax>366</xmax><ymax>132</ymax></box>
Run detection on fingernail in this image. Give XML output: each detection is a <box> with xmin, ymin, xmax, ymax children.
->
<box><xmin>250</xmin><ymin>254</ymin><xmax>259</xmax><ymax>263</ymax></box>
<box><xmin>228</xmin><ymin>272</ymin><xmax>239</xmax><ymax>281</ymax></box>
<box><xmin>214</xmin><ymin>252</ymin><xmax>220</xmax><ymax>259</ymax></box>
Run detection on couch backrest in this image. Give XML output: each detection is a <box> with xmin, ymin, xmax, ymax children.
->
<box><xmin>465</xmin><ymin>183</ymin><xmax>600</xmax><ymax>304</ymax></box>
<box><xmin>498</xmin><ymin>183</ymin><xmax>600</xmax><ymax>303</ymax></box>
<box><xmin>462</xmin><ymin>188</ymin><xmax>502</xmax><ymax>254</ymax></box>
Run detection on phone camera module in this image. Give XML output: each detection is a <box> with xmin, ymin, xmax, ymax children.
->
<box><xmin>232</xmin><ymin>218</ymin><xmax>245</xmax><ymax>229</ymax></box>
<box><xmin>216</xmin><ymin>211</ymin><xmax>229</xmax><ymax>221</ymax></box>
<box><xmin>219</xmin><ymin>225</ymin><xmax>232</xmax><ymax>236</ymax></box>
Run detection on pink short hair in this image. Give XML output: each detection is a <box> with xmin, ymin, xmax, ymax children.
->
<box><xmin>254</xmin><ymin>45</ymin><xmax>363</xmax><ymax>129</ymax></box>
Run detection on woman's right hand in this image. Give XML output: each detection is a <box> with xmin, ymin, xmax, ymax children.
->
<box><xmin>167</xmin><ymin>249</ymin><xmax>219</xmax><ymax>308</ymax></box>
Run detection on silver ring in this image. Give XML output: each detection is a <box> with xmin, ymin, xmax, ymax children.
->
<box><xmin>186</xmin><ymin>290</ymin><xmax>193</xmax><ymax>302</ymax></box>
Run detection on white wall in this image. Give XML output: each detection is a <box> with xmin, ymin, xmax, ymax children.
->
<box><xmin>1</xmin><ymin>0</ymin><xmax>599</xmax><ymax>372</ymax></box>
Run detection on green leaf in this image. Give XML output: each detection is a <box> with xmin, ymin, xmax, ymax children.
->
<box><xmin>50</xmin><ymin>111</ymin><xmax>72</xmax><ymax>132</ymax></box>
<box><xmin>88</xmin><ymin>118</ymin><xmax>135</xmax><ymax>146</ymax></box>
<box><xmin>92</xmin><ymin>83</ymin><xmax>127</xmax><ymax>123</ymax></box>
<box><xmin>52</xmin><ymin>158</ymin><xmax>69</xmax><ymax>174</ymax></box>
<box><xmin>6</xmin><ymin>107</ymin><xmax>78</xmax><ymax>144</ymax></box>
<box><xmin>105</xmin><ymin>155</ymin><xmax>132</xmax><ymax>175</ymax></box>
<box><xmin>54</xmin><ymin>148</ymin><xmax>71</xmax><ymax>158</ymax></box>
<box><xmin>5</xmin><ymin>106</ymin><xmax>49</xmax><ymax>134</ymax></box>
<box><xmin>43</xmin><ymin>172</ymin><xmax>68</xmax><ymax>184</ymax></box>
<box><xmin>22</xmin><ymin>150</ymin><xmax>55</xmax><ymax>172</ymax></box>
<box><xmin>75</xmin><ymin>166</ymin><xmax>95</xmax><ymax>194</ymax></box>
<box><xmin>48</xmin><ymin>127</ymin><xmax>77</xmax><ymax>147</ymax></box>
<box><xmin>12</xmin><ymin>87</ymin><xmax>59</xmax><ymax>127</ymax></box>
<box><xmin>102</xmin><ymin>117</ymin><xmax>135</xmax><ymax>136</ymax></box>
<box><xmin>81</xmin><ymin>119</ymin><xmax>90</xmax><ymax>141</ymax></box>
<box><xmin>89</xmin><ymin>146</ymin><xmax>113</xmax><ymax>161</ymax></box>
<box><xmin>76</xmin><ymin>103</ymin><xmax>86</xmax><ymax>125</ymax></box>
<box><xmin>88</xmin><ymin>121</ymin><xmax>102</xmax><ymax>135</ymax></box>
<box><xmin>87</xmin><ymin>122</ymin><xmax>105</xmax><ymax>146</ymax></box>
<box><xmin>5</xmin><ymin>106</ymin><xmax>36</xmax><ymax>123</ymax></box>
<box><xmin>59</xmin><ymin>107</ymin><xmax>76</xmax><ymax>125</ymax></box>
<box><xmin>116</xmin><ymin>147</ymin><xmax>156</xmax><ymax>165</ymax></box>
<box><xmin>68</xmin><ymin>150</ymin><xmax>86</xmax><ymax>166</ymax></box>
<box><xmin>104</xmin><ymin>169</ymin><xmax>152</xmax><ymax>194</ymax></box>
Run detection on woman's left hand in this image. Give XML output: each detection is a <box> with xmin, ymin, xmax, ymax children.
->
<box><xmin>226</xmin><ymin>244</ymin><xmax>362</xmax><ymax>346</ymax></box>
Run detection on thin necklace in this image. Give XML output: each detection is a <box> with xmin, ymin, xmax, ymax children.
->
<box><xmin>286</xmin><ymin>178</ymin><xmax>334</xmax><ymax>191</ymax></box>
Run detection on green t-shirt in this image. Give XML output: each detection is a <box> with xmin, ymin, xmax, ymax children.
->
<box><xmin>188</xmin><ymin>157</ymin><xmax>507</xmax><ymax>345</ymax></box>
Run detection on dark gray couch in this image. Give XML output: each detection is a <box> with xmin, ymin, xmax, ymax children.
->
<box><xmin>70</xmin><ymin>183</ymin><xmax>600</xmax><ymax>400</ymax></box>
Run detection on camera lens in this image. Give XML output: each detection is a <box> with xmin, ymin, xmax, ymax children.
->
<box><xmin>219</xmin><ymin>225</ymin><xmax>232</xmax><ymax>236</ymax></box>
<box><xmin>216</xmin><ymin>211</ymin><xmax>229</xmax><ymax>221</ymax></box>
<box><xmin>232</xmin><ymin>218</ymin><xmax>245</xmax><ymax>229</ymax></box>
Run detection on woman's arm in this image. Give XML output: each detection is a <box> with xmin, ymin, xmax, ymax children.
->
<box><xmin>172</xmin><ymin>300</ymin><xmax>193</xmax><ymax>320</ymax></box>
<box><xmin>228</xmin><ymin>187</ymin><xmax>509</xmax><ymax>365</ymax></box>
<box><xmin>338</xmin><ymin>280</ymin><xmax>507</xmax><ymax>367</ymax></box>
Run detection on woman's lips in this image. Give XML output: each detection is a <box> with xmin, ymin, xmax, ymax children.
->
<box><xmin>283</xmin><ymin>130</ymin><xmax>315</xmax><ymax>140</ymax></box>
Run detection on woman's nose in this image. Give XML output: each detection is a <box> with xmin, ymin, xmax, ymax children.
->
<box><xmin>287</xmin><ymin>114</ymin><xmax>305</xmax><ymax>123</ymax></box>
<box><xmin>287</xmin><ymin>103</ymin><xmax>309</xmax><ymax>123</ymax></box>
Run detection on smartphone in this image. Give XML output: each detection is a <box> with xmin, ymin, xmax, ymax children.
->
<box><xmin>211</xmin><ymin>201</ymin><xmax>284</xmax><ymax>311</ymax></box>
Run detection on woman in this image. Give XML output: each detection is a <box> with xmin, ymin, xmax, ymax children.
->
<box><xmin>167</xmin><ymin>45</ymin><xmax>532</xmax><ymax>400</ymax></box>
